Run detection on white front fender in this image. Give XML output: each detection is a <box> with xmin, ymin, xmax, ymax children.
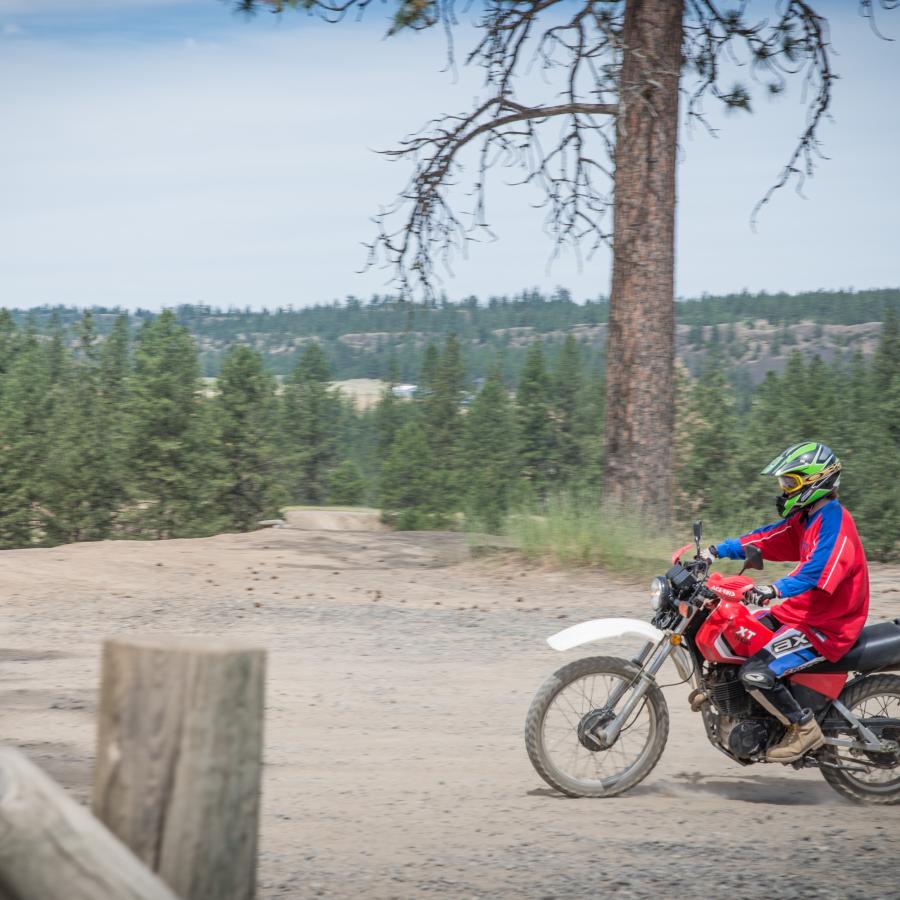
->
<box><xmin>548</xmin><ymin>617</ymin><xmax>694</xmax><ymax>683</ymax></box>
<box><xmin>547</xmin><ymin>617</ymin><xmax>664</xmax><ymax>651</ymax></box>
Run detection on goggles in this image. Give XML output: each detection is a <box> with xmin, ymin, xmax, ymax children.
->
<box><xmin>778</xmin><ymin>473</ymin><xmax>806</xmax><ymax>495</ymax></box>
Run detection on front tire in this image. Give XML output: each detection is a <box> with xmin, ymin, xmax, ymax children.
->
<box><xmin>820</xmin><ymin>673</ymin><xmax>900</xmax><ymax>804</ymax></box>
<box><xmin>525</xmin><ymin>655</ymin><xmax>669</xmax><ymax>798</ymax></box>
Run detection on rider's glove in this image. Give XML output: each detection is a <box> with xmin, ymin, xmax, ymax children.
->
<box><xmin>698</xmin><ymin>545</ymin><xmax>718</xmax><ymax>563</ymax></box>
<box><xmin>746</xmin><ymin>584</ymin><xmax>779</xmax><ymax>607</ymax></box>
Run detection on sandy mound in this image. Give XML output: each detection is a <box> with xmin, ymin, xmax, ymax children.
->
<box><xmin>282</xmin><ymin>507</ymin><xmax>388</xmax><ymax>531</ymax></box>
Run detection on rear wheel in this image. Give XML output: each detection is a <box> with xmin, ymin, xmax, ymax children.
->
<box><xmin>820</xmin><ymin>674</ymin><xmax>900</xmax><ymax>804</ymax></box>
<box><xmin>524</xmin><ymin>656</ymin><xmax>669</xmax><ymax>798</ymax></box>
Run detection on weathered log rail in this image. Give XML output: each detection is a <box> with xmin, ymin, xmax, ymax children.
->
<box><xmin>0</xmin><ymin>636</ymin><xmax>267</xmax><ymax>900</ymax></box>
<box><xmin>0</xmin><ymin>747</ymin><xmax>178</xmax><ymax>900</ymax></box>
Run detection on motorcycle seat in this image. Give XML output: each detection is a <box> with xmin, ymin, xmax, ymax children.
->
<box><xmin>805</xmin><ymin>618</ymin><xmax>900</xmax><ymax>674</ymax></box>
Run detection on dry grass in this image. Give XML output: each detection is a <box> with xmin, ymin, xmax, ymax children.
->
<box><xmin>502</xmin><ymin>493</ymin><xmax>677</xmax><ymax>575</ymax></box>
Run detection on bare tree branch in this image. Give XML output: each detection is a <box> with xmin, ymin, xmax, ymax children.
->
<box><xmin>231</xmin><ymin>0</ymin><xmax>895</xmax><ymax>296</ymax></box>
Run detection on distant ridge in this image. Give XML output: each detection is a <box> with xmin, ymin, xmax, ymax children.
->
<box><xmin>4</xmin><ymin>287</ymin><xmax>896</xmax><ymax>382</ymax></box>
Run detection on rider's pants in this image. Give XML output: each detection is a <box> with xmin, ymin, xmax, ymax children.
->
<box><xmin>738</xmin><ymin>619</ymin><xmax>825</xmax><ymax>725</ymax></box>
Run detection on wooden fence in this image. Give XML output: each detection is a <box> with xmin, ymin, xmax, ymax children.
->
<box><xmin>0</xmin><ymin>637</ymin><xmax>266</xmax><ymax>900</ymax></box>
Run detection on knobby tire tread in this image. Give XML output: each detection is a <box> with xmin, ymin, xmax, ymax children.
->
<box><xmin>820</xmin><ymin>673</ymin><xmax>900</xmax><ymax>805</ymax></box>
<box><xmin>524</xmin><ymin>655</ymin><xmax>669</xmax><ymax>798</ymax></box>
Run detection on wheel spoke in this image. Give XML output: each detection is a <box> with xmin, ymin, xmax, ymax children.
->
<box><xmin>540</xmin><ymin>669</ymin><xmax>658</xmax><ymax>791</ymax></box>
<box><xmin>835</xmin><ymin>687</ymin><xmax>900</xmax><ymax>790</ymax></box>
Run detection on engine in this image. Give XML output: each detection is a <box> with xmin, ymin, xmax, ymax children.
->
<box><xmin>704</xmin><ymin>666</ymin><xmax>755</xmax><ymax>717</ymax></box>
<box><xmin>724</xmin><ymin>719</ymin><xmax>772</xmax><ymax>760</ymax></box>
<box><xmin>701</xmin><ymin>666</ymin><xmax>777</xmax><ymax>761</ymax></box>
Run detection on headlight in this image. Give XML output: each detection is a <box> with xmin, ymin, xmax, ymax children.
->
<box><xmin>649</xmin><ymin>576</ymin><xmax>670</xmax><ymax>611</ymax></box>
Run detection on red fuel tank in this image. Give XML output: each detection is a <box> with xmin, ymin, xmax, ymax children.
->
<box><xmin>696</xmin><ymin>586</ymin><xmax>772</xmax><ymax>664</ymax></box>
<box><xmin>695</xmin><ymin>573</ymin><xmax>847</xmax><ymax>700</ymax></box>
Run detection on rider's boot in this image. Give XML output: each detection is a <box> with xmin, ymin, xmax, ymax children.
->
<box><xmin>745</xmin><ymin>681</ymin><xmax>825</xmax><ymax>762</ymax></box>
<box><xmin>766</xmin><ymin>710</ymin><xmax>825</xmax><ymax>763</ymax></box>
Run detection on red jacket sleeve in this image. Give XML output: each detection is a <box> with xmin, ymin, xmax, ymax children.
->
<box><xmin>742</xmin><ymin>518</ymin><xmax>801</xmax><ymax>562</ymax></box>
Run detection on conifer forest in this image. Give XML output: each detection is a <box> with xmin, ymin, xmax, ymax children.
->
<box><xmin>1</xmin><ymin>288</ymin><xmax>897</xmax><ymax>561</ymax></box>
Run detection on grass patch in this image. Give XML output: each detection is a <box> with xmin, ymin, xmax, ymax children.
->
<box><xmin>496</xmin><ymin>494</ymin><xmax>799</xmax><ymax>578</ymax></box>
<box><xmin>500</xmin><ymin>492</ymin><xmax>677</xmax><ymax>575</ymax></box>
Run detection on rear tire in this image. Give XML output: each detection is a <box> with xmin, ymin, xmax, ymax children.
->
<box><xmin>820</xmin><ymin>674</ymin><xmax>900</xmax><ymax>804</ymax></box>
<box><xmin>524</xmin><ymin>656</ymin><xmax>669</xmax><ymax>798</ymax></box>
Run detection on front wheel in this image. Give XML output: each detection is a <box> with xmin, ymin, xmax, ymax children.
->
<box><xmin>820</xmin><ymin>674</ymin><xmax>900</xmax><ymax>804</ymax></box>
<box><xmin>524</xmin><ymin>655</ymin><xmax>669</xmax><ymax>798</ymax></box>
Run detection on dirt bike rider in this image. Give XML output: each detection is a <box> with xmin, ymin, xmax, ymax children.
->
<box><xmin>700</xmin><ymin>442</ymin><xmax>869</xmax><ymax>763</ymax></box>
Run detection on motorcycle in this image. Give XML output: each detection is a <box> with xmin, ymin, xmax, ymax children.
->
<box><xmin>524</xmin><ymin>522</ymin><xmax>900</xmax><ymax>803</ymax></box>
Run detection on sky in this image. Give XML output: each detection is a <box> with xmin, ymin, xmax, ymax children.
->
<box><xmin>0</xmin><ymin>0</ymin><xmax>898</xmax><ymax>309</ymax></box>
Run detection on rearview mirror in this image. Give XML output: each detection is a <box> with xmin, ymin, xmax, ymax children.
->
<box><xmin>740</xmin><ymin>543</ymin><xmax>764</xmax><ymax>574</ymax></box>
<box><xmin>693</xmin><ymin>520</ymin><xmax>703</xmax><ymax>553</ymax></box>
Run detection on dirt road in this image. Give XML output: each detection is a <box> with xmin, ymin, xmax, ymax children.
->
<box><xmin>1</xmin><ymin>515</ymin><xmax>898</xmax><ymax>898</ymax></box>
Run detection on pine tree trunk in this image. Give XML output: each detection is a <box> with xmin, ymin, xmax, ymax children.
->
<box><xmin>602</xmin><ymin>0</ymin><xmax>682</xmax><ymax>522</ymax></box>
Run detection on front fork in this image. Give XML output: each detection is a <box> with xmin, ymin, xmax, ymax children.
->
<box><xmin>594</xmin><ymin>621</ymin><xmax>694</xmax><ymax>747</ymax></box>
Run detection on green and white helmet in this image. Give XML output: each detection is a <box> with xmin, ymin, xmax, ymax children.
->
<box><xmin>761</xmin><ymin>441</ymin><xmax>842</xmax><ymax>518</ymax></box>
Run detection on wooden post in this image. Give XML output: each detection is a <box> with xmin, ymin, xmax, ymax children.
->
<box><xmin>92</xmin><ymin>637</ymin><xmax>266</xmax><ymax>900</ymax></box>
<box><xmin>0</xmin><ymin>747</ymin><xmax>178</xmax><ymax>900</ymax></box>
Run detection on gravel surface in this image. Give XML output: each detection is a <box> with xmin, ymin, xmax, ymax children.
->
<box><xmin>0</xmin><ymin>516</ymin><xmax>898</xmax><ymax>898</ymax></box>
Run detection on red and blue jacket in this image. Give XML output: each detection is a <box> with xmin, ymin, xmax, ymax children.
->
<box><xmin>715</xmin><ymin>500</ymin><xmax>869</xmax><ymax>661</ymax></box>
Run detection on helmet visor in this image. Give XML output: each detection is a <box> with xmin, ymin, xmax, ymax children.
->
<box><xmin>779</xmin><ymin>473</ymin><xmax>805</xmax><ymax>495</ymax></box>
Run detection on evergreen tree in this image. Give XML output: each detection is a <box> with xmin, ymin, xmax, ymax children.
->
<box><xmin>374</xmin><ymin>380</ymin><xmax>407</xmax><ymax>463</ymax></box>
<box><xmin>553</xmin><ymin>335</ymin><xmax>585</xmax><ymax>481</ymax></box>
<box><xmin>0</xmin><ymin>331</ymin><xmax>51</xmax><ymax>547</ymax></box>
<box><xmin>462</xmin><ymin>365</ymin><xmax>518</xmax><ymax>532</ymax></box>
<box><xmin>327</xmin><ymin>459</ymin><xmax>366</xmax><ymax>505</ymax></box>
<box><xmin>573</xmin><ymin>367</ymin><xmax>605</xmax><ymax>489</ymax></box>
<box><xmin>846</xmin><ymin>314</ymin><xmax>900</xmax><ymax>558</ymax></box>
<box><xmin>217</xmin><ymin>345</ymin><xmax>280</xmax><ymax>530</ymax></box>
<box><xmin>43</xmin><ymin>313</ymin><xmax>123</xmax><ymax>543</ymax></box>
<box><xmin>379</xmin><ymin>418</ymin><xmax>440</xmax><ymax>529</ymax></box>
<box><xmin>731</xmin><ymin>369</ymin><xmax>795</xmax><ymax>525</ymax></box>
<box><xmin>419</xmin><ymin>342</ymin><xmax>439</xmax><ymax>392</ymax></box>
<box><xmin>334</xmin><ymin>394</ymin><xmax>377</xmax><ymax>504</ymax></box>
<box><xmin>97</xmin><ymin>314</ymin><xmax>132</xmax><ymax>517</ymax></box>
<box><xmin>0</xmin><ymin>310</ymin><xmax>17</xmax><ymax>382</ymax></box>
<box><xmin>803</xmin><ymin>355</ymin><xmax>838</xmax><ymax>446</ymax></box>
<box><xmin>46</xmin><ymin>312</ymin><xmax>66</xmax><ymax>389</ymax></box>
<box><xmin>674</xmin><ymin>353</ymin><xmax>741</xmax><ymax>529</ymax></box>
<box><xmin>516</xmin><ymin>339</ymin><xmax>555</xmax><ymax>495</ymax></box>
<box><xmin>128</xmin><ymin>311</ymin><xmax>216</xmax><ymax>538</ymax></box>
<box><xmin>422</xmin><ymin>334</ymin><xmax>465</xmax><ymax>508</ymax></box>
<box><xmin>870</xmin><ymin>309</ymin><xmax>900</xmax><ymax>445</ymax></box>
<box><xmin>280</xmin><ymin>342</ymin><xmax>340</xmax><ymax>504</ymax></box>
